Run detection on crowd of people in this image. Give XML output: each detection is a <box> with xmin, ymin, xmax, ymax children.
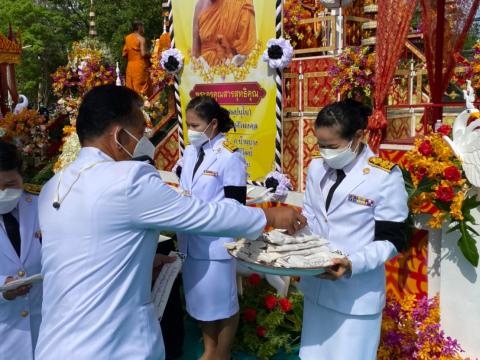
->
<box><xmin>0</xmin><ymin>81</ymin><xmax>408</xmax><ymax>360</ymax></box>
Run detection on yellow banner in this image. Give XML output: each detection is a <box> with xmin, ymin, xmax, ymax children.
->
<box><xmin>172</xmin><ymin>0</ymin><xmax>278</xmax><ymax>181</ymax></box>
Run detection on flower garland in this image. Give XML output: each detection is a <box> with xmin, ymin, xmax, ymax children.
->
<box><xmin>378</xmin><ymin>294</ymin><xmax>463</xmax><ymax>359</ymax></box>
<box><xmin>160</xmin><ymin>48</ymin><xmax>183</xmax><ymax>75</ymax></box>
<box><xmin>328</xmin><ymin>46</ymin><xmax>375</xmax><ymax>100</ymax></box>
<box><xmin>235</xmin><ymin>274</ymin><xmax>303</xmax><ymax>359</ymax></box>
<box><xmin>190</xmin><ymin>41</ymin><xmax>262</xmax><ymax>83</ymax></box>
<box><xmin>53</xmin><ymin>126</ymin><xmax>81</xmax><ymax>173</ymax></box>
<box><xmin>262</xmin><ymin>38</ymin><xmax>293</xmax><ymax>70</ymax></box>
<box><xmin>400</xmin><ymin>125</ymin><xmax>480</xmax><ymax>267</ymax></box>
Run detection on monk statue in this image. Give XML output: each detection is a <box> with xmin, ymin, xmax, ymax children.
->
<box><xmin>123</xmin><ymin>21</ymin><xmax>151</xmax><ymax>95</ymax></box>
<box><xmin>192</xmin><ymin>0</ymin><xmax>257</xmax><ymax>68</ymax></box>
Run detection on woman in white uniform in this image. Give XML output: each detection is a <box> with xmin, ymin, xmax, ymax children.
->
<box><xmin>0</xmin><ymin>141</ymin><xmax>42</xmax><ymax>360</ymax></box>
<box><xmin>177</xmin><ymin>96</ymin><xmax>246</xmax><ymax>360</ymax></box>
<box><xmin>300</xmin><ymin>100</ymin><xmax>408</xmax><ymax>360</ymax></box>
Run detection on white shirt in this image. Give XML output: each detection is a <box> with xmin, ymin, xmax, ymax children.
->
<box><xmin>36</xmin><ymin>147</ymin><xmax>266</xmax><ymax>360</ymax></box>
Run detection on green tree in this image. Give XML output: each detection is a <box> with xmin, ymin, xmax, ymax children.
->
<box><xmin>0</xmin><ymin>0</ymin><xmax>164</xmax><ymax>106</ymax></box>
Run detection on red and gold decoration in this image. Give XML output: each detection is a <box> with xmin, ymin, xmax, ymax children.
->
<box><xmin>401</xmin><ymin>126</ymin><xmax>480</xmax><ymax>267</ymax></box>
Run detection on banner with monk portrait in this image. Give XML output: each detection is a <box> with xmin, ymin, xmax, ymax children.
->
<box><xmin>171</xmin><ymin>0</ymin><xmax>278</xmax><ymax>181</ymax></box>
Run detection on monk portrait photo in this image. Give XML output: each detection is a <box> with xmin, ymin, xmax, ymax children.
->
<box><xmin>192</xmin><ymin>0</ymin><xmax>257</xmax><ymax>68</ymax></box>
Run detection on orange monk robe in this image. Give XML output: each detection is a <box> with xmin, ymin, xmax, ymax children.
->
<box><xmin>122</xmin><ymin>33</ymin><xmax>151</xmax><ymax>95</ymax></box>
<box><xmin>197</xmin><ymin>0</ymin><xmax>257</xmax><ymax>67</ymax></box>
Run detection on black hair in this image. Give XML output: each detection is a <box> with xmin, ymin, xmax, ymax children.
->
<box><xmin>315</xmin><ymin>99</ymin><xmax>372</xmax><ymax>140</ymax></box>
<box><xmin>0</xmin><ymin>141</ymin><xmax>22</xmax><ymax>172</ymax></box>
<box><xmin>186</xmin><ymin>96</ymin><xmax>235</xmax><ymax>133</ymax></box>
<box><xmin>76</xmin><ymin>84</ymin><xmax>144</xmax><ymax>144</ymax></box>
<box><xmin>132</xmin><ymin>21</ymin><xmax>144</xmax><ymax>32</ymax></box>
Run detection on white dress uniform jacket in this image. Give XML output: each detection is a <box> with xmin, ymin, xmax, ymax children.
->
<box><xmin>301</xmin><ymin>145</ymin><xmax>408</xmax><ymax>315</ymax></box>
<box><xmin>0</xmin><ymin>192</ymin><xmax>42</xmax><ymax>360</ymax></box>
<box><xmin>36</xmin><ymin>147</ymin><xmax>266</xmax><ymax>360</ymax></box>
<box><xmin>177</xmin><ymin>134</ymin><xmax>246</xmax><ymax>259</ymax></box>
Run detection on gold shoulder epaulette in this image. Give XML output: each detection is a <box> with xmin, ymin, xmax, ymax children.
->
<box><xmin>23</xmin><ymin>183</ymin><xmax>42</xmax><ymax>195</ymax></box>
<box><xmin>223</xmin><ymin>141</ymin><xmax>238</xmax><ymax>153</ymax></box>
<box><xmin>368</xmin><ymin>157</ymin><xmax>396</xmax><ymax>173</ymax></box>
<box><xmin>311</xmin><ymin>150</ymin><xmax>322</xmax><ymax>158</ymax></box>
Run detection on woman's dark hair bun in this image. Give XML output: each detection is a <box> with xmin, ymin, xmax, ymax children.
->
<box><xmin>315</xmin><ymin>99</ymin><xmax>372</xmax><ymax>140</ymax></box>
<box><xmin>186</xmin><ymin>96</ymin><xmax>235</xmax><ymax>133</ymax></box>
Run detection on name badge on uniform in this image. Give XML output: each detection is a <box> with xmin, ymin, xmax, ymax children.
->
<box><xmin>203</xmin><ymin>170</ymin><xmax>218</xmax><ymax>177</ymax></box>
<box><xmin>181</xmin><ymin>190</ymin><xmax>192</xmax><ymax>197</ymax></box>
<box><xmin>348</xmin><ymin>194</ymin><xmax>375</xmax><ymax>207</ymax></box>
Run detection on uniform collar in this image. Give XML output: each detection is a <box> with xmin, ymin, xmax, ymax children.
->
<box><xmin>77</xmin><ymin>147</ymin><xmax>115</xmax><ymax>162</ymax></box>
<box><xmin>200</xmin><ymin>133</ymin><xmax>225</xmax><ymax>152</ymax></box>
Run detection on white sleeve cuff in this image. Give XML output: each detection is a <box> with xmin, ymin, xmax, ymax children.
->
<box><xmin>349</xmin><ymin>240</ymin><xmax>397</xmax><ymax>276</ymax></box>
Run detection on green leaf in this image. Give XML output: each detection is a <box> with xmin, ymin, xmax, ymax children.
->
<box><xmin>458</xmin><ymin>221</ymin><xmax>479</xmax><ymax>267</ymax></box>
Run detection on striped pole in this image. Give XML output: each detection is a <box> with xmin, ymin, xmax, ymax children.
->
<box><xmin>166</xmin><ymin>0</ymin><xmax>185</xmax><ymax>155</ymax></box>
<box><xmin>274</xmin><ymin>0</ymin><xmax>283</xmax><ymax>172</ymax></box>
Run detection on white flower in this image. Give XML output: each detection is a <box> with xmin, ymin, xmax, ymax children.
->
<box><xmin>262</xmin><ymin>38</ymin><xmax>294</xmax><ymax>70</ymax></box>
<box><xmin>160</xmin><ymin>48</ymin><xmax>183</xmax><ymax>74</ymax></box>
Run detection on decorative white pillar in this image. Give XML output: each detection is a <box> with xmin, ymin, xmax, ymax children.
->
<box><xmin>439</xmin><ymin>207</ymin><xmax>480</xmax><ymax>357</ymax></box>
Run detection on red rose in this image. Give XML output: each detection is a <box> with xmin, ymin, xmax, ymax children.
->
<box><xmin>415</xmin><ymin>166</ymin><xmax>428</xmax><ymax>181</ymax></box>
<box><xmin>418</xmin><ymin>140</ymin><xmax>433</xmax><ymax>156</ymax></box>
<box><xmin>256</xmin><ymin>326</ymin><xmax>266</xmax><ymax>337</ymax></box>
<box><xmin>279</xmin><ymin>298</ymin><xmax>292</xmax><ymax>312</ymax></box>
<box><xmin>435</xmin><ymin>186</ymin><xmax>455</xmax><ymax>203</ymax></box>
<box><xmin>264</xmin><ymin>295</ymin><xmax>277</xmax><ymax>310</ymax></box>
<box><xmin>444</xmin><ymin>166</ymin><xmax>461</xmax><ymax>182</ymax></box>
<box><xmin>437</xmin><ymin>124</ymin><xmax>452</xmax><ymax>136</ymax></box>
<box><xmin>243</xmin><ymin>308</ymin><xmax>257</xmax><ymax>322</ymax></box>
<box><xmin>248</xmin><ymin>273</ymin><xmax>261</xmax><ymax>286</ymax></box>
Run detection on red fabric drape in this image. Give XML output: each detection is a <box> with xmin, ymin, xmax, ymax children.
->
<box><xmin>420</xmin><ymin>0</ymin><xmax>480</xmax><ymax>124</ymax></box>
<box><xmin>367</xmin><ymin>0</ymin><xmax>417</xmax><ymax>152</ymax></box>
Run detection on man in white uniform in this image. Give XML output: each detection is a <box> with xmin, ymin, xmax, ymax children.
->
<box><xmin>0</xmin><ymin>141</ymin><xmax>42</xmax><ymax>360</ymax></box>
<box><xmin>35</xmin><ymin>84</ymin><xmax>305</xmax><ymax>360</ymax></box>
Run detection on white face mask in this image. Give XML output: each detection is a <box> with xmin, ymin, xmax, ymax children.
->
<box><xmin>320</xmin><ymin>140</ymin><xmax>359</xmax><ymax>169</ymax></box>
<box><xmin>0</xmin><ymin>188</ymin><xmax>23</xmax><ymax>214</ymax></box>
<box><xmin>115</xmin><ymin>129</ymin><xmax>156</xmax><ymax>160</ymax></box>
<box><xmin>187</xmin><ymin>121</ymin><xmax>214</xmax><ymax>148</ymax></box>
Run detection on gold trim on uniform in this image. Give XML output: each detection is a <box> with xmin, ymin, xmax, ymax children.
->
<box><xmin>23</xmin><ymin>183</ymin><xmax>42</xmax><ymax>195</ymax></box>
<box><xmin>222</xmin><ymin>141</ymin><xmax>238</xmax><ymax>153</ymax></box>
<box><xmin>311</xmin><ymin>150</ymin><xmax>322</xmax><ymax>158</ymax></box>
<box><xmin>367</xmin><ymin>157</ymin><xmax>396</xmax><ymax>173</ymax></box>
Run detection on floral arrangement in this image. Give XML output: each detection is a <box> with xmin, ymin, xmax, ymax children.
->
<box><xmin>160</xmin><ymin>48</ymin><xmax>184</xmax><ymax>75</ymax></box>
<box><xmin>52</xmin><ymin>40</ymin><xmax>115</xmax><ymax>172</ymax></box>
<box><xmin>0</xmin><ymin>109</ymin><xmax>50</xmax><ymax>160</ymax></box>
<box><xmin>400</xmin><ymin>125</ymin><xmax>480</xmax><ymax>267</ymax></box>
<box><xmin>190</xmin><ymin>42</ymin><xmax>262</xmax><ymax>83</ymax></box>
<box><xmin>262</xmin><ymin>38</ymin><xmax>294</xmax><ymax>70</ymax></box>
<box><xmin>234</xmin><ymin>274</ymin><xmax>303</xmax><ymax>360</ymax></box>
<box><xmin>264</xmin><ymin>171</ymin><xmax>293</xmax><ymax>199</ymax></box>
<box><xmin>328</xmin><ymin>46</ymin><xmax>375</xmax><ymax>100</ymax></box>
<box><xmin>283</xmin><ymin>0</ymin><xmax>321</xmax><ymax>49</ymax></box>
<box><xmin>378</xmin><ymin>294</ymin><xmax>463</xmax><ymax>359</ymax></box>
<box><xmin>52</xmin><ymin>40</ymin><xmax>115</xmax><ymax>100</ymax></box>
